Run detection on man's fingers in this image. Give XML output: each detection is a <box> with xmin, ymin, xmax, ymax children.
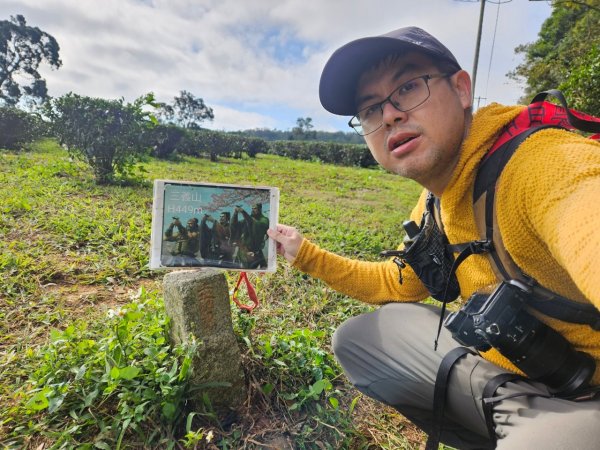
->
<box><xmin>267</xmin><ymin>225</ymin><xmax>302</xmax><ymax>262</ymax></box>
<box><xmin>268</xmin><ymin>226</ymin><xmax>295</xmax><ymax>241</ymax></box>
<box><xmin>267</xmin><ymin>228</ymin><xmax>282</xmax><ymax>241</ymax></box>
<box><xmin>274</xmin><ymin>224</ymin><xmax>295</xmax><ymax>236</ymax></box>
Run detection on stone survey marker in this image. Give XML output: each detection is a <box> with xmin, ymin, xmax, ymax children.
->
<box><xmin>163</xmin><ymin>269</ymin><xmax>246</xmax><ymax>412</ymax></box>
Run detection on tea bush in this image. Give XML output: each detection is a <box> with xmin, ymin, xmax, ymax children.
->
<box><xmin>0</xmin><ymin>107</ymin><xmax>44</xmax><ymax>150</ymax></box>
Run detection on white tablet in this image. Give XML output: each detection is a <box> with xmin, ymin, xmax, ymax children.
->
<box><xmin>150</xmin><ymin>179</ymin><xmax>279</xmax><ymax>272</ymax></box>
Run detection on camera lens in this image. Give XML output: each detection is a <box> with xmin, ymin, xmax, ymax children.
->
<box><xmin>491</xmin><ymin>309</ymin><xmax>595</xmax><ymax>395</ymax></box>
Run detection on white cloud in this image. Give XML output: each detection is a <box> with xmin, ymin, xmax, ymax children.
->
<box><xmin>0</xmin><ymin>0</ymin><xmax>552</xmax><ymax>131</ymax></box>
<box><xmin>209</xmin><ymin>105</ymin><xmax>279</xmax><ymax>131</ymax></box>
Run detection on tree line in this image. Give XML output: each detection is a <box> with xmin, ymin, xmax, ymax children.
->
<box><xmin>237</xmin><ymin>126</ymin><xmax>364</xmax><ymax>144</ymax></box>
<box><xmin>0</xmin><ymin>92</ymin><xmax>377</xmax><ymax>185</ymax></box>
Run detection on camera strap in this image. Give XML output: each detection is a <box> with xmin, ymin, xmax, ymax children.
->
<box><xmin>432</xmin><ymin>238</ymin><xmax>494</xmax><ymax>350</ymax></box>
<box><xmin>426</xmin><ymin>346</ymin><xmax>475</xmax><ymax>450</ymax></box>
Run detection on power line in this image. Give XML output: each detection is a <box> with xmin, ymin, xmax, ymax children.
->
<box><xmin>453</xmin><ymin>0</ymin><xmax>513</xmax><ymax>102</ymax></box>
<box><xmin>483</xmin><ymin>0</ymin><xmax>503</xmax><ymax>104</ymax></box>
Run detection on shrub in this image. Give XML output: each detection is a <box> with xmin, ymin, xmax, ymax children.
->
<box><xmin>177</xmin><ymin>130</ymin><xmax>232</xmax><ymax>161</ymax></box>
<box><xmin>0</xmin><ymin>107</ymin><xmax>43</xmax><ymax>150</ymax></box>
<box><xmin>44</xmin><ymin>93</ymin><xmax>153</xmax><ymax>184</ymax></box>
<box><xmin>268</xmin><ymin>140</ymin><xmax>376</xmax><ymax>168</ymax></box>
<box><xmin>173</xmin><ymin>129</ymin><xmax>268</xmax><ymax>161</ymax></box>
<box><xmin>239</xmin><ymin>136</ymin><xmax>269</xmax><ymax>158</ymax></box>
<box><xmin>177</xmin><ymin>129</ymin><xmax>225</xmax><ymax>160</ymax></box>
<box><xmin>144</xmin><ymin>123</ymin><xmax>186</xmax><ymax>159</ymax></box>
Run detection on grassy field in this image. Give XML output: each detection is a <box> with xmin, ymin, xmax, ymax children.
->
<box><xmin>0</xmin><ymin>140</ymin><xmax>433</xmax><ymax>449</ymax></box>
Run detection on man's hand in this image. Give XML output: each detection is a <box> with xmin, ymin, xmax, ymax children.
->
<box><xmin>267</xmin><ymin>224</ymin><xmax>303</xmax><ymax>263</ymax></box>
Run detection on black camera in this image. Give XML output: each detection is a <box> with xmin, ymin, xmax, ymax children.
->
<box><xmin>444</xmin><ymin>280</ymin><xmax>595</xmax><ymax>395</ymax></box>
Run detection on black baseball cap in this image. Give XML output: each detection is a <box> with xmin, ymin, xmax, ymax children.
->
<box><xmin>319</xmin><ymin>27</ymin><xmax>462</xmax><ymax>116</ymax></box>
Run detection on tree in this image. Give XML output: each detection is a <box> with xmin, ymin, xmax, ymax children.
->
<box><xmin>560</xmin><ymin>45</ymin><xmax>600</xmax><ymax>116</ymax></box>
<box><xmin>290</xmin><ymin>117</ymin><xmax>317</xmax><ymax>140</ymax></box>
<box><xmin>158</xmin><ymin>90</ymin><xmax>214</xmax><ymax>129</ymax></box>
<box><xmin>242</xmin><ymin>136</ymin><xmax>269</xmax><ymax>158</ymax></box>
<box><xmin>45</xmin><ymin>93</ymin><xmax>154</xmax><ymax>184</ymax></box>
<box><xmin>0</xmin><ymin>14</ymin><xmax>61</xmax><ymax>107</ymax></box>
<box><xmin>508</xmin><ymin>1</ymin><xmax>599</xmax><ymax>114</ymax></box>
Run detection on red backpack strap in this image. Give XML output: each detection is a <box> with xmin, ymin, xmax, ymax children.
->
<box><xmin>487</xmin><ymin>89</ymin><xmax>600</xmax><ymax>160</ymax></box>
<box><xmin>530</xmin><ymin>90</ymin><xmax>600</xmax><ymax>135</ymax></box>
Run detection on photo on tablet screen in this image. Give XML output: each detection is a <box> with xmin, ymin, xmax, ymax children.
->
<box><xmin>150</xmin><ymin>180</ymin><xmax>279</xmax><ymax>272</ymax></box>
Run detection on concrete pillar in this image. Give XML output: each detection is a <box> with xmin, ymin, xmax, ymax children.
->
<box><xmin>163</xmin><ymin>269</ymin><xmax>246</xmax><ymax>413</ymax></box>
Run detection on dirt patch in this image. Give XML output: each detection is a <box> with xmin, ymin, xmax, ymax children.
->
<box><xmin>351</xmin><ymin>394</ymin><xmax>427</xmax><ymax>449</ymax></box>
<box><xmin>0</xmin><ymin>278</ymin><xmax>163</xmax><ymax>351</ymax></box>
<box><xmin>51</xmin><ymin>278</ymin><xmax>162</xmax><ymax>315</ymax></box>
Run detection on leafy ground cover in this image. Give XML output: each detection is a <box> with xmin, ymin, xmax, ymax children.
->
<box><xmin>0</xmin><ymin>140</ymin><xmax>441</xmax><ymax>449</ymax></box>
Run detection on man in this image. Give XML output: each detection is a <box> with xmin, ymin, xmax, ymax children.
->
<box><xmin>200</xmin><ymin>212</ymin><xmax>234</xmax><ymax>263</ymax></box>
<box><xmin>163</xmin><ymin>216</ymin><xmax>201</xmax><ymax>266</ymax></box>
<box><xmin>164</xmin><ymin>217</ymin><xmax>201</xmax><ymax>257</ymax></box>
<box><xmin>267</xmin><ymin>27</ymin><xmax>600</xmax><ymax>449</ymax></box>
<box><xmin>232</xmin><ymin>203</ymin><xmax>269</xmax><ymax>269</ymax></box>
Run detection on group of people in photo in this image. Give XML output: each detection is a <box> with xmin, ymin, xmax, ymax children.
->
<box><xmin>162</xmin><ymin>203</ymin><xmax>269</xmax><ymax>269</ymax></box>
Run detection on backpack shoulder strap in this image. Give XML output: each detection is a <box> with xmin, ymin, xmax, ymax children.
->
<box><xmin>473</xmin><ymin>93</ymin><xmax>600</xmax><ymax>328</ymax></box>
<box><xmin>531</xmin><ymin>90</ymin><xmax>600</xmax><ymax>135</ymax></box>
<box><xmin>473</xmin><ymin>125</ymin><xmax>556</xmax><ymax>282</ymax></box>
<box><xmin>474</xmin><ymin>88</ymin><xmax>600</xmax><ymax>281</ymax></box>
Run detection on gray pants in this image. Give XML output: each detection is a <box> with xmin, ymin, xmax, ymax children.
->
<box><xmin>332</xmin><ymin>302</ymin><xmax>600</xmax><ymax>449</ymax></box>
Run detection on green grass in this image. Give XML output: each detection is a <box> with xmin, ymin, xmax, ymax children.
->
<box><xmin>0</xmin><ymin>140</ymin><xmax>434</xmax><ymax>449</ymax></box>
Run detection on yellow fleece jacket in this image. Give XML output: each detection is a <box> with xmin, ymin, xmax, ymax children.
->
<box><xmin>293</xmin><ymin>103</ymin><xmax>600</xmax><ymax>384</ymax></box>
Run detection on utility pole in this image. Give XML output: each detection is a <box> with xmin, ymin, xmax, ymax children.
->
<box><xmin>472</xmin><ymin>0</ymin><xmax>486</xmax><ymax>102</ymax></box>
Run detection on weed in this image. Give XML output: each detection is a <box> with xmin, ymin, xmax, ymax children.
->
<box><xmin>3</xmin><ymin>288</ymin><xmax>196</xmax><ymax>449</ymax></box>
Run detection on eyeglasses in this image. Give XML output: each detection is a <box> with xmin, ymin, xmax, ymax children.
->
<box><xmin>348</xmin><ymin>73</ymin><xmax>450</xmax><ymax>136</ymax></box>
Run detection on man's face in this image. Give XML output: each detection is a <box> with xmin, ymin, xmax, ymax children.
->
<box><xmin>251</xmin><ymin>206</ymin><xmax>260</xmax><ymax>217</ymax></box>
<box><xmin>356</xmin><ymin>52</ymin><xmax>471</xmax><ymax>195</ymax></box>
<box><xmin>220</xmin><ymin>214</ymin><xmax>229</xmax><ymax>225</ymax></box>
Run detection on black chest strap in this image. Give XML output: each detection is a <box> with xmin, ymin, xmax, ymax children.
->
<box><xmin>528</xmin><ymin>287</ymin><xmax>600</xmax><ymax>330</ymax></box>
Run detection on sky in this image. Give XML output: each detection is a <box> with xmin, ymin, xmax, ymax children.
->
<box><xmin>0</xmin><ymin>0</ymin><xmax>553</xmax><ymax>133</ymax></box>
